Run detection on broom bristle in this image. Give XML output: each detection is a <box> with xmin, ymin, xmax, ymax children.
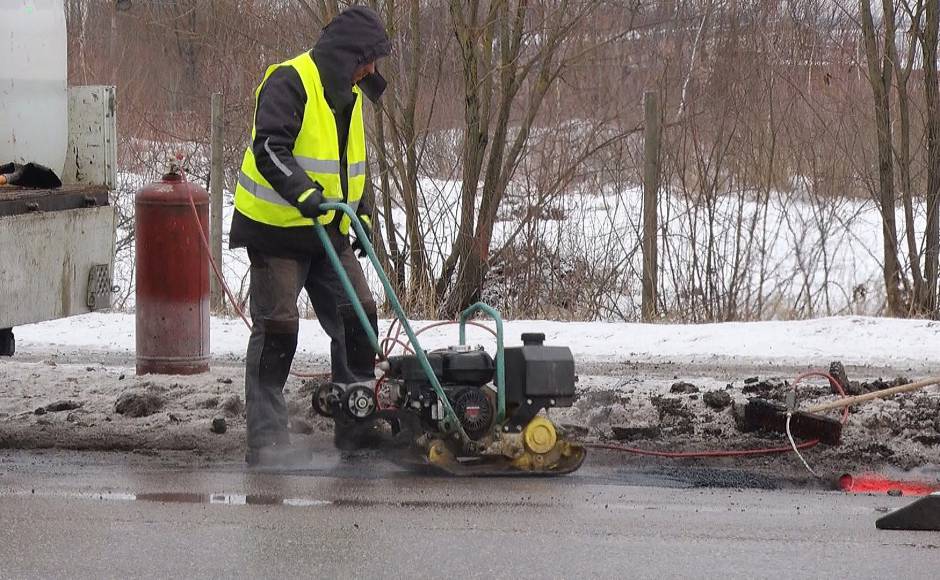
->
<box><xmin>743</xmin><ymin>398</ymin><xmax>842</xmax><ymax>445</ymax></box>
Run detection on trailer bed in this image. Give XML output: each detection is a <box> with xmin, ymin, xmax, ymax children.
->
<box><xmin>0</xmin><ymin>184</ymin><xmax>109</xmax><ymax>217</ymax></box>
<box><xmin>0</xmin><ymin>189</ymin><xmax>114</xmax><ymax>328</ymax></box>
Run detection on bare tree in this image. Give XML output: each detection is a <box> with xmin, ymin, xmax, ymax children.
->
<box><xmin>890</xmin><ymin>0</ymin><xmax>927</xmax><ymax>313</ymax></box>
<box><xmin>860</xmin><ymin>0</ymin><xmax>902</xmax><ymax>315</ymax></box>
<box><xmin>437</xmin><ymin>0</ymin><xmax>626</xmax><ymax>316</ymax></box>
<box><xmin>65</xmin><ymin>0</ymin><xmax>940</xmax><ymax>322</ymax></box>
<box><xmin>917</xmin><ymin>0</ymin><xmax>940</xmax><ymax>313</ymax></box>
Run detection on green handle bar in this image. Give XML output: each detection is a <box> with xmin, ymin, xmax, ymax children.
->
<box><xmin>458</xmin><ymin>303</ymin><xmax>506</xmax><ymax>423</ymax></box>
<box><xmin>314</xmin><ymin>202</ymin><xmax>471</xmax><ymax>445</ymax></box>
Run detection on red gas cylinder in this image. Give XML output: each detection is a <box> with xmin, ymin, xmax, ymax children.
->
<box><xmin>135</xmin><ymin>164</ymin><xmax>210</xmax><ymax>375</ymax></box>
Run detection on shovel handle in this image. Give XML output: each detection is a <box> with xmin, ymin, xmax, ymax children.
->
<box><xmin>808</xmin><ymin>376</ymin><xmax>940</xmax><ymax>413</ymax></box>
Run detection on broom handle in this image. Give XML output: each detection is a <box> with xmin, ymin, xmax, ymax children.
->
<box><xmin>807</xmin><ymin>376</ymin><xmax>940</xmax><ymax>413</ymax></box>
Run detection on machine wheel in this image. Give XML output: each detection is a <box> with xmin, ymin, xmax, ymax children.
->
<box><xmin>343</xmin><ymin>385</ymin><xmax>377</xmax><ymax>421</ymax></box>
<box><xmin>312</xmin><ymin>383</ymin><xmax>344</xmax><ymax>417</ymax></box>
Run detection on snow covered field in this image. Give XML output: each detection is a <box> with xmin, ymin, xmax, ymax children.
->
<box><xmin>14</xmin><ymin>312</ymin><xmax>940</xmax><ymax>370</ymax></box>
<box><xmin>110</xmin><ymin>166</ymin><xmax>924</xmax><ymax>320</ymax></box>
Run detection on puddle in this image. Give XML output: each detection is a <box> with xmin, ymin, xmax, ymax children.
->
<box><xmin>11</xmin><ymin>490</ymin><xmax>331</xmax><ymax>508</ymax></box>
<box><xmin>10</xmin><ymin>489</ymin><xmax>556</xmax><ymax>510</ymax></box>
<box><xmin>136</xmin><ymin>493</ymin><xmax>332</xmax><ymax>507</ymax></box>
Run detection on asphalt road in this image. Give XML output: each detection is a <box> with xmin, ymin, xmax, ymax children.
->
<box><xmin>0</xmin><ymin>449</ymin><xmax>937</xmax><ymax>579</ymax></box>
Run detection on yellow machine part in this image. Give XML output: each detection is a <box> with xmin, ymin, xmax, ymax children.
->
<box><xmin>428</xmin><ymin>439</ymin><xmax>451</xmax><ymax>464</ymax></box>
<box><xmin>423</xmin><ymin>417</ymin><xmax>586</xmax><ymax>476</ymax></box>
<box><xmin>522</xmin><ymin>416</ymin><xmax>557</xmax><ymax>454</ymax></box>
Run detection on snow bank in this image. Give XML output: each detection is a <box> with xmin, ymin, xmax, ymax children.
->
<box><xmin>13</xmin><ymin>312</ymin><xmax>940</xmax><ymax>368</ymax></box>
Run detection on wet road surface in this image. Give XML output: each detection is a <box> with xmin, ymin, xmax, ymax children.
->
<box><xmin>1</xmin><ymin>448</ymin><xmax>938</xmax><ymax>579</ymax></box>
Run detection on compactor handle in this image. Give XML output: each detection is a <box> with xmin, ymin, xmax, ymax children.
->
<box><xmin>314</xmin><ymin>202</ymin><xmax>472</xmax><ymax>443</ymax></box>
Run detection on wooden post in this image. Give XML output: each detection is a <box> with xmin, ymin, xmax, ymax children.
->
<box><xmin>210</xmin><ymin>93</ymin><xmax>225</xmax><ymax>313</ymax></box>
<box><xmin>641</xmin><ymin>91</ymin><xmax>661</xmax><ymax>322</ymax></box>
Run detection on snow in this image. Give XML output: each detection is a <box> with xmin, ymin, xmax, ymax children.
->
<box><xmin>13</xmin><ymin>312</ymin><xmax>940</xmax><ymax>368</ymax></box>
<box><xmin>111</xmin><ymin>167</ymin><xmax>912</xmax><ymax>320</ymax></box>
<box><xmin>373</xmin><ymin>177</ymin><xmax>931</xmax><ymax>319</ymax></box>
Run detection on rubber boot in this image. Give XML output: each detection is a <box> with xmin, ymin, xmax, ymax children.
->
<box><xmin>339</xmin><ymin>304</ymin><xmax>378</xmax><ymax>382</ymax></box>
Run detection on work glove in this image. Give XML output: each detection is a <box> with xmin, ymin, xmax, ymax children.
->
<box><xmin>0</xmin><ymin>163</ymin><xmax>25</xmax><ymax>185</ymax></box>
<box><xmin>295</xmin><ymin>185</ymin><xmax>325</xmax><ymax>219</ymax></box>
<box><xmin>0</xmin><ymin>162</ymin><xmax>62</xmax><ymax>188</ymax></box>
<box><xmin>351</xmin><ymin>217</ymin><xmax>373</xmax><ymax>259</ymax></box>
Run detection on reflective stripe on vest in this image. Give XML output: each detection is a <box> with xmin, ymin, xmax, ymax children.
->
<box><xmin>296</xmin><ymin>156</ymin><xmax>341</xmax><ymax>174</ymax></box>
<box><xmin>234</xmin><ymin>52</ymin><xmax>367</xmax><ymax>233</ymax></box>
<box><xmin>237</xmin><ymin>171</ymin><xmax>289</xmax><ymax>207</ymax></box>
<box><xmin>349</xmin><ymin>161</ymin><xmax>367</xmax><ymax>178</ymax></box>
<box><xmin>237</xmin><ymin>167</ymin><xmax>362</xmax><ymax>212</ymax></box>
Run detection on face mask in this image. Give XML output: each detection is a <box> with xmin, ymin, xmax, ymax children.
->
<box><xmin>357</xmin><ymin>69</ymin><xmax>387</xmax><ymax>103</ymax></box>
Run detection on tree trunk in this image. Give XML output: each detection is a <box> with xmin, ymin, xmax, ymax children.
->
<box><xmin>923</xmin><ymin>0</ymin><xmax>940</xmax><ymax>314</ymax></box>
<box><xmin>371</xmin><ymin>107</ymin><xmax>405</xmax><ymax>295</ymax></box>
<box><xmin>860</xmin><ymin>0</ymin><xmax>902</xmax><ymax>315</ymax></box>
<box><xmin>642</xmin><ymin>91</ymin><xmax>661</xmax><ymax>322</ymax></box>
<box><xmin>435</xmin><ymin>0</ymin><xmax>493</xmax><ymax>303</ymax></box>
<box><xmin>885</xmin><ymin>0</ymin><xmax>926</xmax><ymax>313</ymax></box>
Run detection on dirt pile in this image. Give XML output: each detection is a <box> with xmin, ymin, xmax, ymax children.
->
<box><xmin>1</xmin><ymin>357</ymin><xmax>938</xmax><ymax>473</ymax></box>
<box><xmin>115</xmin><ymin>386</ymin><xmax>166</xmax><ymax>417</ymax></box>
<box><xmin>0</xmin><ymin>360</ymin><xmax>334</xmax><ymax>455</ymax></box>
<box><xmin>552</xmin><ymin>368</ymin><xmax>940</xmax><ymax>473</ymax></box>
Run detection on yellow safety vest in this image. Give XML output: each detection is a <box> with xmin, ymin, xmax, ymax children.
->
<box><xmin>234</xmin><ymin>52</ymin><xmax>367</xmax><ymax>234</ymax></box>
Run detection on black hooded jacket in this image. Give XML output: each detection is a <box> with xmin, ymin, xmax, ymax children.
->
<box><xmin>230</xmin><ymin>6</ymin><xmax>391</xmax><ymax>258</ymax></box>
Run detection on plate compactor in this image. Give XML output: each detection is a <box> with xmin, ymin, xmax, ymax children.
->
<box><xmin>309</xmin><ymin>203</ymin><xmax>586</xmax><ymax>476</ymax></box>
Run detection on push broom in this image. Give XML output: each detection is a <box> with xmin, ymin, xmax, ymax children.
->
<box><xmin>744</xmin><ymin>376</ymin><xmax>940</xmax><ymax>445</ymax></box>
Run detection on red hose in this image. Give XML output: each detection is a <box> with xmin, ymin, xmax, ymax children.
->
<box><xmin>380</xmin><ymin>336</ymin><xmax>414</xmax><ymax>355</ymax></box>
<box><xmin>187</xmin><ymin>188</ymin><xmax>322</xmax><ymax>379</ymax></box>
<box><xmin>186</xmin><ymin>191</ymin><xmax>847</xmax><ymax>461</ymax></box>
<box><xmin>186</xmin><ymin>189</ymin><xmax>502</xmax><ymax>381</ymax></box>
<box><xmin>415</xmin><ymin>319</ymin><xmax>499</xmax><ymax>338</ymax></box>
<box><xmin>186</xmin><ymin>189</ymin><xmax>252</xmax><ymax>330</ymax></box>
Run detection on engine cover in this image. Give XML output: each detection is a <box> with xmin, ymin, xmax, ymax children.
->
<box><xmin>503</xmin><ymin>333</ymin><xmax>575</xmax><ymax>406</ymax></box>
<box><xmin>388</xmin><ymin>346</ymin><xmax>495</xmax><ymax>387</ymax></box>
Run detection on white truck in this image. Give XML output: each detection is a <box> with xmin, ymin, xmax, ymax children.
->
<box><xmin>0</xmin><ymin>0</ymin><xmax>117</xmax><ymax>355</ymax></box>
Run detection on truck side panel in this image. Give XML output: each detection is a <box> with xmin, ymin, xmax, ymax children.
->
<box><xmin>63</xmin><ymin>86</ymin><xmax>117</xmax><ymax>189</ymax></box>
<box><xmin>0</xmin><ymin>206</ymin><xmax>115</xmax><ymax>327</ymax></box>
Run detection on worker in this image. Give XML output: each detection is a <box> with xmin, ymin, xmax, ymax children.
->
<box><xmin>229</xmin><ymin>6</ymin><xmax>391</xmax><ymax>466</ymax></box>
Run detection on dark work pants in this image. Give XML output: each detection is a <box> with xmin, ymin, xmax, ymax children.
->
<box><xmin>245</xmin><ymin>231</ymin><xmax>378</xmax><ymax>449</ymax></box>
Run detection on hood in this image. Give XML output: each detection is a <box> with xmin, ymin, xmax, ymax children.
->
<box><xmin>312</xmin><ymin>6</ymin><xmax>391</xmax><ymax>108</ymax></box>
